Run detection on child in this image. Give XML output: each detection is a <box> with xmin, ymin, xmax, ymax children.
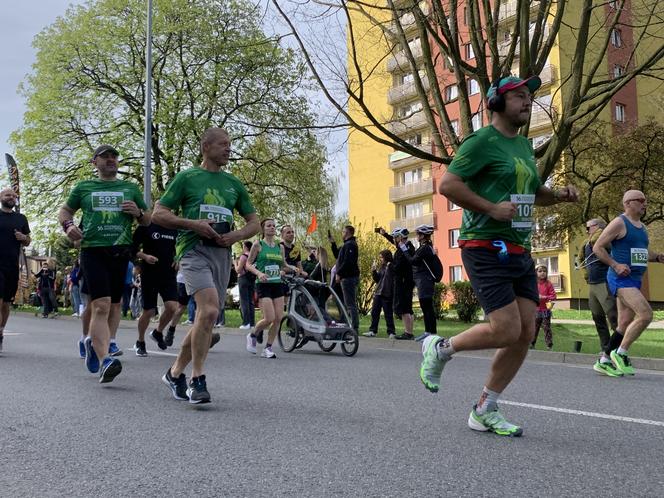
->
<box><xmin>532</xmin><ymin>265</ymin><xmax>557</xmax><ymax>350</ymax></box>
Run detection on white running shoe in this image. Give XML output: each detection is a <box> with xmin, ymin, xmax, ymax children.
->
<box><xmin>239</xmin><ymin>324</ymin><xmax>251</xmax><ymax>330</ymax></box>
<box><xmin>246</xmin><ymin>333</ymin><xmax>257</xmax><ymax>354</ymax></box>
<box><xmin>261</xmin><ymin>346</ymin><xmax>276</xmax><ymax>359</ymax></box>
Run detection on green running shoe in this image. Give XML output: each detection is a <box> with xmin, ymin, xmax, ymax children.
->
<box><xmin>468</xmin><ymin>405</ymin><xmax>523</xmax><ymax>437</ymax></box>
<box><xmin>593</xmin><ymin>360</ymin><xmax>623</xmax><ymax>377</ymax></box>
<box><xmin>419</xmin><ymin>335</ymin><xmax>449</xmax><ymax>393</ymax></box>
<box><xmin>610</xmin><ymin>350</ymin><xmax>635</xmax><ymax>376</ymax></box>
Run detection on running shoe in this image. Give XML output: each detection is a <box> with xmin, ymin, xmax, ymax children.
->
<box><xmin>362</xmin><ymin>331</ymin><xmax>377</xmax><ymax>337</ymax></box>
<box><xmin>246</xmin><ymin>333</ymin><xmax>257</xmax><ymax>354</ymax></box>
<box><xmin>468</xmin><ymin>405</ymin><xmax>523</xmax><ymax>437</ymax></box>
<box><xmin>593</xmin><ymin>360</ymin><xmax>623</xmax><ymax>377</ymax></box>
<box><xmin>209</xmin><ymin>332</ymin><xmax>221</xmax><ymax>349</ymax></box>
<box><xmin>419</xmin><ymin>335</ymin><xmax>449</xmax><ymax>393</ymax></box>
<box><xmin>78</xmin><ymin>339</ymin><xmax>86</xmax><ymax>359</ymax></box>
<box><xmin>187</xmin><ymin>375</ymin><xmax>211</xmax><ymax>404</ymax></box>
<box><xmin>239</xmin><ymin>324</ymin><xmax>251</xmax><ymax>330</ymax></box>
<box><xmin>256</xmin><ymin>330</ymin><xmax>264</xmax><ymax>344</ymax></box>
<box><xmin>149</xmin><ymin>329</ymin><xmax>167</xmax><ymax>350</ymax></box>
<box><xmin>610</xmin><ymin>350</ymin><xmax>635</xmax><ymax>375</ymax></box>
<box><xmin>162</xmin><ymin>368</ymin><xmax>188</xmax><ymax>400</ymax></box>
<box><xmin>84</xmin><ymin>337</ymin><xmax>100</xmax><ymax>373</ymax></box>
<box><xmin>387</xmin><ymin>334</ymin><xmax>397</xmax><ymax>340</ymax></box>
<box><xmin>183</xmin><ymin>320</ymin><xmax>193</xmax><ymax>325</ymax></box>
<box><xmin>108</xmin><ymin>342</ymin><xmax>123</xmax><ymax>356</ymax></box>
<box><xmin>164</xmin><ymin>326</ymin><xmax>176</xmax><ymax>347</ymax></box>
<box><xmin>135</xmin><ymin>341</ymin><xmax>148</xmax><ymax>357</ymax></box>
<box><xmin>261</xmin><ymin>346</ymin><xmax>277</xmax><ymax>359</ymax></box>
<box><xmin>99</xmin><ymin>357</ymin><xmax>122</xmax><ymax>384</ymax></box>
<box><xmin>395</xmin><ymin>333</ymin><xmax>414</xmax><ymax>341</ymax></box>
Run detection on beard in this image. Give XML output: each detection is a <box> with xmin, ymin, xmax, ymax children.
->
<box><xmin>1</xmin><ymin>200</ymin><xmax>15</xmax><ymax>209</ymax></box>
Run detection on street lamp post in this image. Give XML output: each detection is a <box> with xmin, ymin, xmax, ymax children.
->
<box><xmin>143</xmin><ymin>0</ymin><xmax>153</xmax><ymax>207</ymax></box>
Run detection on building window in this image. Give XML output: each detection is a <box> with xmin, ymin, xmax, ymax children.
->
<box><xmin>450</xmin><ymin>119</ymin><xmax>459</xmax><ymax>136</ymax></box>
<box><xmin>448</xmin><ymin>200</ymin><xmax>461</xmax><ymax>211</ymax></box>
<box><xmin>406</xmin><ymin>133</ymin><xmax>423</xmax><ymax>145</ymax></box>
<box><xmin>615</xmin><ymin>103</ymin><xmax>626</xmax><ymax>122</ymax></box>
<box><xmin>613</xmin><ymin>64</ymin><xmax>624</xmax><ymax>79</ymax></box>
<box><xmin>444</xmin><ymin>56</ymin><xmax>454</xmax><ymax>71</ymax></box>
<box><xmin>397</xmin><ymin>101</ymin><xmax>422</xmax><ymax>118</ymax></box>
<box><xmin>449</xmin><ymin>266</ymin><xmax>464</xmax><ymax>282</ymax></box>
<box><xmin>610</xmin><ymin>29</ymin><xmax>622</xmax><ymax>48</ymax></box>
<box><xmin>402</xmin><ymin>168</ymin><xmax>423</xmax><ymax>185</ymax></box>
<box><xmin>401</xmin><ymin>201</ymin><xmax>424</xmax><ymax>219</ymax></box>
<box><xmin>536</xmin><ymin>256</ymin><xmax>558</xmax><ymax>275</ymax></box>
<box><xmin>463</xmin><ymin>7</ymin><xmax>469</xmax><ymax>26</ymax></box>
<box><xmin>400</xmin><ymin>72</ymin><xmax>414</xmax><ymax>85</ymax></box>
<box><xmin>444</xmin><ymin>84</ymin><xmax>458</xmax><ymax>102</ymax></box>
<box><xmin>609</xmin><ymin>0</ymin><xmax>618</xmax><ymax>9</ymax></box>
<box><xmin>468</xmin><ymin>79</ymin><xmax>480</xmax><ymax>95</ymax></box>
<box><xmin>464</xmin><ymin>43</ymin><xmax>475</xmax><ymax>60</ymax></box>
<box><xmin>471</xmin><ymin>112</ymin><xmax>483</xmax><ymax>131</ymax></box>
<box><xmin>449</xmin><ymin>229</ymin><xmax>460</xmax><ymax>248</ymax></box>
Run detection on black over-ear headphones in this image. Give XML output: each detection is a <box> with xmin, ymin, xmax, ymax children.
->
<box><xmin>487</xmin><ymin>76</ymin><xmax>505</xmax><ymax>112</ymax></box>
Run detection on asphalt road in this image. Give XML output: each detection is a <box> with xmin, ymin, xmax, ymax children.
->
<box><xmin>1</xmin><ymin>314</ymin><xmax>663</xmax><ymax>497</ymax></box>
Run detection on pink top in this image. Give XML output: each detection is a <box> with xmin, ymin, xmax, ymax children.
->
<box><xmin>537</xmin><ymin>280</ymin><xmax>556</xmax><ymax>312</ymax></box>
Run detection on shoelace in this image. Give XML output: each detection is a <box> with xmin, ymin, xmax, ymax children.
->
<box><xmin>619</xmin><ymin>353</ymin><xmax>632</xmax><ymax>367</ymax></box>
<box><xmin>483</xmin><ymin>410</ymin><xmax>513</xmax><ymax>430</ymax></box>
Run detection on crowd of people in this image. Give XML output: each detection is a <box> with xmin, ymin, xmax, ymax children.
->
<box><xmin>1</xmin><ymin>75</ymin><xmax>663</xmax><ymax>437</ymax></box>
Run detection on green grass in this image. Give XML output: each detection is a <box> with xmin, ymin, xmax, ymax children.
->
<box><xmin>553</xmin><ymin>308</ymin><xmax>664</xmax><ymax>321</ymax></box>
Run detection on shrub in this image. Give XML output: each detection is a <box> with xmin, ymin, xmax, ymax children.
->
<box><xmin>450</xmin><ymin>281</ymin><xmax>480</xmax><ymax>323</ymax></box>
<box><xmin>432</xmin><ymin>282</ymin><xmax>449</xmax><ymax>319</ymax></box>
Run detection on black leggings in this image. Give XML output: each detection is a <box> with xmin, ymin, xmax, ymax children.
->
<box><xmin>420</xmin><ymin>297</ymin><xmax>437</xmax><ymax>335</ymax></box>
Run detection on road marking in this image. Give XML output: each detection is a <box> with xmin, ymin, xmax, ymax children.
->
<box><xmin>501</xmin><ymin>400</ymin><xmax>664</xmax><ymax>427</ymax></box>
<box><xmin>2</xmin><ymin>332</ymin><xmax>23</xmax><ymax>336</ymax></box>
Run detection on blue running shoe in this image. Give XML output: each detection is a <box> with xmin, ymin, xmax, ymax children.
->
<box><xmin>78</xmin><ymin>339</ymin><xmax>86</xmax><ymax>359</ymax></box>
<box><xmin>99</xmin><ymin>357</ymin><xmax>122</xmax><ymax>384</ymax></box>
<box><xmin>84</xmin><ymin>337</ymin><xmax>100</xmax><ymax>373</ymax></box>
<box><xmin>108</xmin><ymin>342</ymin><xmax>123</xmax><ymax>356</ymax></box>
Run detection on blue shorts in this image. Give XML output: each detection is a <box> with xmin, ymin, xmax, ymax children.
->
<box><xmin>607</xmin><ymin>273</ymin><xmax>642</xmax><ymax>297</ymax></box>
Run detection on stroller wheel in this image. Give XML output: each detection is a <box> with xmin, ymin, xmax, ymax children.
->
<box><xmin>340</xmin><ymin>330</ymin><xmax>359</xmax><ymax>357</ymax></box>
<box><xmin>318</xmin><ymin>340</ymin><xmax>336</xmax><ymax>352</ymax></box>
<box><xmin>278</xmin><ymin>316</ymin><xmax>299</xmax><ymax>352</ymax></box>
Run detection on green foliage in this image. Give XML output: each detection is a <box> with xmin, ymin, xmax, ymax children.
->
<box><xmin>450</xmin><ymin>281</ymin><xmax>480</xmax><ymax>323</ymax></box>
<box><xmin>432</xmin><ymin>282</ymin><xmax>449</xmax><ymax>320</ymax></box>
<box><xmin>11</xmin><ymin>0</ymin><xmax>335</xmax><ymax>245</ymax></box>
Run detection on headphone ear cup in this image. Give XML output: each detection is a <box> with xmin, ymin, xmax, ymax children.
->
<box><xmin>487</xmin><ymin>78</ymin><xmax>505</xmax><ymax>112</ymax></box>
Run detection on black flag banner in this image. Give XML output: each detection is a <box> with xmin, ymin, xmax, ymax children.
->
<box><xmin>5</xmin><ymin>153</ymin><xmax>29</xmax><ymax>293</ymax></box>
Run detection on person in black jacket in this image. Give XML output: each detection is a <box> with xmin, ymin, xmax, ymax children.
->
<box><xmin>399</xmin><ymin>224</ymin><xmax>438</xmax><ymax>339</ymax></box>
<box><xmin>329</xmin><ymin>225</ymin><xmax>360</xmax><ymax>330</ymax></box>
<box><xmin>364</xmin><ymin>250</ymin><xmax>395</xmax><ymax>338</ymax></box>
<box><xmin>379</xmin><ymin>226</ymin><xmax>416</xmax><ymax>340</ymax></box>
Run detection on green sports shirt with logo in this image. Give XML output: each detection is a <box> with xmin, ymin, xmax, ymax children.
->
<box><xmin>447</xmin><ymin>125</ymin><xmax>541</xmax><ymax>250</ymax></box>
<box><xmin>158</xmin><ymin>167</ymin><xmax>255</xmax><ymax>259</ymax></box>
<box><xmin>255</xmin><ymin>240</ymin><xmax>284</xmax><ymax>284</ymax></box>
<box><xmin>66</xmin><ymin>179</ymin><xmax>147</xmax><ymax>248</ymax></box>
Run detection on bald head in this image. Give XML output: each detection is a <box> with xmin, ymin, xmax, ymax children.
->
<box><xmin>0</xmin><ymin>188</ymin><xmax>17</xmax><ymax>210</ymax></box>
<box><xmin>200</xmin><ymin>127</ymin><xmax>231</xmax><ymax>168</ymax></box>
<box><xmin>622</xmin><ymin>190</ymin><xmax>645</xmax><ymax>204</ymax></box>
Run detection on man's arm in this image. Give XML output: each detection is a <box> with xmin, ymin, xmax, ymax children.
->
<box><xmin>648</xmin><ymin>249</ymin><xmax>664</xmax><ymax>263</ymax></box>
<box><xmin>219</xmin><ymin>212</ymin><xmax>260</xmax><ymax>248</ymax></box>
<box><xmin>152</xmin><ymin>201</ymin><xmax>220</xmax><ymax>239</ymax></box>
<box><xmin>593</xmin><ymin>217</ymin><xmax>629</xmax><ymax>276</ymax></box>
<box><xmin>534</xmin><ymin>185</ymin><xmax>580</xmax><ymax>206</ymax></box>
<box><xmin>439</xmin><ymin>171</ymin><xmax>517</xmax><ymax>222</ymax></box>
<box><xmin>59</xmin><ymin>204</ymin><xmax>83</xmax><ymax>241</ymax></box>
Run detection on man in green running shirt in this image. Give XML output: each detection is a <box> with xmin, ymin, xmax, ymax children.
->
<box><xmin>59</xmin><ymin>144</ymin><xmax>151</xmax><ymax>384</ymax></box>
<box><xmin>154</xmin><ymin>127</ymin><xmax>259</xmax><ymax>404</ymax></box>
<box><xmin>420</xmin><ymin>76</ymin><xmax>579</xmax><ymax>436</ymax></box>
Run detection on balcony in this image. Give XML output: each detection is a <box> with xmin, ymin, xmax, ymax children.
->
<box><xmin>390</xmin><ymin>212</ymin><xmax>437</xmax><ymax>233</ymax></box>
<box><xmin>539</xmin><ymin>64</ymin><xmax>557</xmax><ymax>87</ymax></box>
<box><xmin>498</xmin><ymin>24</ymin><xmax>550</xmax><ymax>58</ymax></box>
<box><xmin>388</xmin><ymin>144</ymin><xmax>433</xmax><ymax>170</ymax></box>
<box><xmin>387</xmin><ymin>110</ymin><xmax>428</xmax><ymax>135</ymax></box>
<box><xmin>389</xmin><ymin>177</ymin><xmax>435</xmax><ymax>202</ymax></box>
<box><xmin>498</xmin><ymin>0</ymin><xmax>541</xmax><ymax>24</ymax></box>
<box><xmin>388</xmin><ymin>75</ymin><xmax>430</xmax><ymax>105</ymax></box>
<box><xmin>386</xmin><ymin>4</ymin><xmax>430</xmax><ymax>38</ymax></box>
<box><xmin>530</xmin><ymin>108</ymin><xmax>554</xmax><ymax>130</ymax></box>
<box><xmin>387</xmin><ymin>42</ymin><xmax>423</xmax><ymax>72</ymax></box>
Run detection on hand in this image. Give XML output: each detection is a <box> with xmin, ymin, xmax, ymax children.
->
<box><xmin>378</xmin><ymin>227</ymin><xmax>386</xmax><ymax>235</ymax></box>
<box><xmin>258</xmin><ymin>272</ymin><xmax>268</xmax><ymax>283</ymax></box>
<box><xmin>489</xmin><ymin>201</ymin><xmax>517</xmax><ymax>222</ymax></box>
<box><xmin>190</xmin><ymin>219</ymin><xmax>220</xmax><ymax>240</ymax></box>
<box><xmin>14</xmin><ymin>229</ymin><xmax>28</xmax><ymax>242</ymax></box>
<box><xmin>371</xmin><ymin>262</ymin><xmax>377</xmax><ymax>271</ymax></box>
<box><xmin>398</xmin><ymin>242</ymin><xmax>408</xmax><ymax>252</ymax></box>
<box><xmin>121</xmin><ymin>200</ymin><xmax>142</xmax><ymax>217</ymax></box>
<box><xmin>143</xmin><ymin>255</ymin><xmax>158</xmax><ymax>265</ymax></box>
<box><xmin>554</xmin><ymin>185</ymin><xmax>580</xmax><ymax>203</ymax></box>
<box><xmin>299</xmin><ymin>270</ymin><xmax>308</xmax><ymax>277</ymax></box>
<box><xmin>656</xmin><ymin>253</ymin><xmax>664</xmax><ymax>264</ymax></box>
<box><xmin>218</xmin><ymin>231</ymin><xmax>241</xmax><ymax>248</ymax></box>
<box><xmin>612</xmin><ymin>262</ymin><xmax>631</xmax><ymax>277</ymax></box>
<box><xmin>65</xmin><ymin>225</ymin><xmax>83</xmax><ymax>242</ymax></box>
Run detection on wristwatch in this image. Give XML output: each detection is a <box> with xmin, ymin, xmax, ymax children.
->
<box><xmin>137</xmin><ymin>209</ymin><xmax>145</xmax><ymax>220</ymax></box>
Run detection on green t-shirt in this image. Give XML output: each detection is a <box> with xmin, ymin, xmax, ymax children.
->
<box><xmin>255</xmin><ymin>240</ymin><xmax>283</xmax><ymax>284</ymax></box>
<box><xmin>447</xmin><ymin>125</ymin><xmax>541</xmax><ymax>249</ymax></box>
<box><xmin>159</xmin><ymin>167</ymin><xmax>255</xmax><ymax>259</ymax></box>
<box><xmin>66</xmin><ymin>179</ymin><xmax>147</xmax><ymax>248</ymax></box>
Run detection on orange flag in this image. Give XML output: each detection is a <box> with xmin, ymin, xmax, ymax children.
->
<box><xmin>306</xmin><ymin>212</ymin><xmax>318</xmax><ymax>234</ymax></box>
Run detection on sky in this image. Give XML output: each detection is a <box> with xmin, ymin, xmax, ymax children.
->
<box><xmin>0</xmin><ymin>1</ymin><xmax>349</xmax><ymax>214</ymax></box>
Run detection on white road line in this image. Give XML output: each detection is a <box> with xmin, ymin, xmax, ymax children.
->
<box><xmin>2</xmin><ymin>332</ymin><xmax>23</xmax><ymax>336</ymax></box>
<box><xmin>501</xmin><ymin>400</ymin><xmax>664</xmax><ymax>427</ymax></box>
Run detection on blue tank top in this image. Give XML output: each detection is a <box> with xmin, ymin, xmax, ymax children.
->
<box><xmin>607</xmin><ymin>214</ymin><xmax>649</xmax><ymax>281</ymax></box>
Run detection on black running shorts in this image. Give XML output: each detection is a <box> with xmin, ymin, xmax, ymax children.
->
<box><xmin>256</xmin><ymin>283</ymin><xmax>285</xmax><ymax>300</ymax></box>
<box><xmin>141</xmin><ymin>267</ymin><xmax>178</xmax><ymax>310</ymax></box>
<box><xmin>461</xmin><ymin>247</ymin><xmax>539</xmax><ymax>315</ymax></box>
<box><xmin>0</xmin><ymin>265</ymin><xmax>19</xmax><ymax>302</ymax></box>
<box><xmin>80</xmin><ymin>246</ymin><xmax>131</xmax><ymax>303</ymax></box>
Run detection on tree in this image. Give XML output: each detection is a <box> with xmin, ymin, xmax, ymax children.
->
<box><xmin>271</xmin><ymin>0</ymin><xmax>664</xmax><ymax>180</ymax></box>
<box><xmin>11</xmin><ymin>0</ymin><xmax>335</xmax><ymax>240</ymax></box>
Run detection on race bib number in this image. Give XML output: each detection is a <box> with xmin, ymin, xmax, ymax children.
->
<box><xmin>510</xmin><ymin>194</ymin><xmax>535</xmax><ymax>229</ymax></box>
<box><xmin>265</xmin><ymin>264</ymin><xmax>281</xmax><ymax>282</ymax></box>
<box><xmin>630</xmin><ymin>248</ymin><xmax>648</xmax><ymax>267</ymax></box>
<box><xmin>91</xmin><ymin>192</ymin><xmax>124</xmax><ymax>211</ymax></box>
<box><xmin>199</xmin><ymin>204</ymin><xmax>233</xmax><ymax>224</ymax></box>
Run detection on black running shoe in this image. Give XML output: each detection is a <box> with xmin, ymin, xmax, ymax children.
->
<box><xmin>187</xmin><ymin>375</ymin><xmax>211</xmax><ymax>404</ymax></box>
<box><xmin>395</xmin><ymin>333</ymin><xmax>415</xmax><ymax>341</ymax></box>
<box><xmin>99</xmin><ymin>357</ymin><xmax>122</xmax><ymax>384</ymax></box>
<box><xmin>256</xmin><ymin>329</ymin><xmax>264</xmax><ymax>344</ymax></box>
<box><xmin>209</xmin><ymin>332</ymin><xmax>221</xmax><ymax>349</ymax></box>
<box><xmin>161</xmin><ymin>368</ymin><xmax>188</xmax><ymax>400</ymax></box>
<box><xmin>165</xmin><ymin>326</ymin><xmax>176</xmax><ymax>347</ymax></box>
<box><xmin>149</xmin><ymin>329</ymin><xmax>167</xmax><ymax>350</ymax></box>
<box><xmin>135</xmin><ymin>340</ymin><xmax>148</xmax><ymax>357</ymax></box>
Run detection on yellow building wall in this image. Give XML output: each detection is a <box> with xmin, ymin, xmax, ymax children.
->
<box><xmin>346</xmin><ymin>3</ymin><xmax>395</xmax><ymax>231</ymax></box>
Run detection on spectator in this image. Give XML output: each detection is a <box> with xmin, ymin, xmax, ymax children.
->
<box><xmin>69</xmin><ymin>260</ymin><xmax>82</xmax><ymax>317</ymax></box>
<box><xmin>236</xmin><ymin>241</ymin><xmax>256</xmax><ymax>330</ymax></box>
<box><xmin>364</xmin><ymin>250</ymin><xmax>395</xmax><ymax>338</ymax></box>
<box><xmin>122</xmin><ymin>260</ymin><xmax>134</xmax><ymax>317</ymax></box>
<box><xmin>329</xmin><ymin>225</ymin><xmax>360</xmax><ymax>331</ymax></box>
<box><xmin>531</xmin><ymin>265</ymin><xmax>557</xmax><ymax>349</ymax></box>
<box><xmin>34</xmin><ymin>261</ymin><xmax>58</xmax><ymax>318</ymax></box>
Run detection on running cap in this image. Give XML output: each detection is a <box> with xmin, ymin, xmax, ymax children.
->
<box><xmin>391</xmin><ymin>227</ymin><xmax>409</xmax><ymax>238</ymax></box>
<box><xmin>92</xmin><ymin>144</ymin><xmax>120</xmax><ymax>160</ymax></box>
<box><xmin>487</xmin><ymin>76</ymin><xmax>542</xmax><ymax>99</ymax></box>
